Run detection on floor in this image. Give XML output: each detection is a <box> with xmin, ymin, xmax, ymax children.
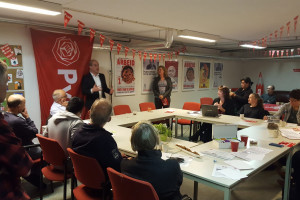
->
<box><xmin>23</xmin><ymin>125</ymin><xmax>284</xmax><ymax>200</ymax></box>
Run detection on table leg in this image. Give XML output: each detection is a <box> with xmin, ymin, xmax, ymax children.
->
<box><xmin>283</xmin><ymin>149</ymin><xmax>292</xmax><ymax>200</ymax></box>
<box><xmin>193</xmin><ymin>181</ymin><xmax>198</xmax><ymax>200</ymax></box>
<box><xmin>175</xmin><ymin>118</ymin><xmax>178</xmax><ymax>138</ymax></box>
<box><xmin>224</xmin><ymin>188</ymin><xmax>231</xmax><ymax>200</ymax></box>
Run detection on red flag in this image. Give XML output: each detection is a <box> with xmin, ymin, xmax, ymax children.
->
<box><xmin>64</xmin><ymin>11</ymin><xmax>72</xmax><ymax>27</ymax></box>
<box><xmin>276</xmin><ymin>50</ymin><xmax>280</xmax><ymax>57</ymax></box>
<box><xmin>269</xmin><ymin>33</ymin><xmax>272</xmax><ymax>44</ymax></box>
<box><xmin>175</xmin><ymin>51</ymin><xmax>179</xmax><ymax>57</ymax></box>
<box><xmin>269</xmin><ymin>50</ymin><xmax>272</xmax><ymax>57</ymax></box>
<box><xmin>30</xmin><ymin>29</ymin><xmax>93</xmax><ymax>126</ymax></box>
<box><xmin>109</xmin><ymin>39</ymin><xmax>114</xmax><ymax>51</ymax></box>
<box><xmin>256</xmin><ymin>72</ymin><xmax>264</xmax><ymax>96</ymax></box>
<box><xmin>274</xmin><ymin>30</ymin><xmax>278</xmax><ymax>40</ymax></box>
<box><xmin>99</xmin><ymin>34</ymin><xmax>105</xmax><ymax>47</ymax></box>
<box><xmin>280</xmin><ymin>26</ymin><xmax>284</xmax><ymax>39</ymax></box>
<box><xmin>163</xmin><ymin>54</ymin><xmax>165</xmax><ymax>61</ymax></box>
<box><xmin>158</xmin><ymin>54</ymin><xmax>161</xmax><ymax>62</ymax></box>
<box><xmin>89</xmin><ymin>28</ymin><xmax>95</xmax><ymax>42</ymax></box>
<box><xmin>272</xmin><ymin>50</ymin><xmax>275</xmax><ymax>57</ymax></box>
<box><xmin>281</xmin><ymin>50</ymin><xmax>284</xmax><ymax>57</ymax></box>
<box><xmin>138</xmin><ymin>51</ymin><xmax>142</xmax><ymax>60</ymax></box>
<box><xmin>264</xmin><ymin>36</ymin><xmax>268</xmax><ymax>46</ymax></box>
<box><xmin>124</xmin><ymin>46</ymin><xmax>129</xmax><ymax>57</ymax></box>
<box><xmin>294</xmin><ymin>15</ymin><xmax>299</xmax><ymax>33</ymax></box>
<box><xmin>143</xmin><ymin>52</ymin><xmax>147</xmax><ymax>61</ymax></box>
<box><xmin>286</xmin><ymin>49</ymin><xmax>289</xmax><ymax>56</ymax></box>
<box><xmin>291</xmin><ymin>49</ymin><xmax>294</xmax><ymax>56</ymax></box>
<box><xmin>132</xmin><ymin>49</ymin><xmax>136</xmax><ymax>59</ymax></box>
<box><xmin>287</xmin><ymin>21</ymin><xmax>291</xmax><ymax>36</ymax></box>
<box><xmin>153</xmin><ymin>54</ymin><xmax>157</xmax><ymax>61</ymax></box>
<box><xmin>77</xmin><ymin>20</ymin><xmax>85</xmax><ymax>35</ymax></box>
<box><xmin>149</xmin><ymin>53</ymin><xmax>153</xmax><ymax>61</ymax></box>
<box><xmin>117</xmin><ymin>43</ymin><xmax>122</xmax><ymax>54</ymax></box>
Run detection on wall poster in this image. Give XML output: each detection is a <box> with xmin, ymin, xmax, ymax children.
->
<box><xmin>142</xmin><ymin>59</ymin><xmax>159</xmax><ymax>94</ymax></box>
<box><xmin>165</xmin><ymin>61</ymin><xmax>178</xmax><ymax>91</ymax></box>
<box><xmin>199</xmin><ymin>62</ymin><xmax>210</xmax><ymax>89</ymax></box>
<box><xmin>182</xmin><ymin>60</ymin><xmax>196</xmax><ymax>91</ymax></box>
<box><xmin>213</xmin><ymin>63</ymin><xmax>223</xmax><ymax>88</ymax></box>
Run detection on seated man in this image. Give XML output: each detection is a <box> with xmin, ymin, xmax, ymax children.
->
<box><xmin>121</xmin><ymin>121</ymin><xmax>183</xmax><ymax>200</ymax></box>
<box><xmin>261</xmin><ymin>85</ymin><xmax>276</xmax><ymax>104</ymax></box>
<box><xmin>50</xmin><ymin>89</ymin><xmax>68</xmax><ymax>116</ymax></box>
<box><xmin>72</xmin><ymin>98</ymin><xmax>122</xmax><ymax>178</ymax></box>
<box><xmin>44</xmin><ymin>97</ymin><xmax>84</xmax><ymax>155</ymax></box>
<box><xmin>4</xmin><ymin>94</ymin><xmax>43</xmax><ymax>188</ymax></box>
<box><xmin>0</xmin><ymin>60</ymin><xmax>33</xmax><ymax>199</ymax></box>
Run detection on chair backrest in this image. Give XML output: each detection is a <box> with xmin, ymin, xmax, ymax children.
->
<box><xmin>182</xmin><ymin>102</ymin><xmax>201</xmax><ymax>111</ymax></box>
<box><xmin>139</xmin><ymin>102</ymin><xmax>156</xmax><ymax>112</ymax></box>
<box><xmin>67</xmin><ymin>148</ymin><xmax>106</xmax><ymax>189</ymax></box>
<box><xmin>200</xmin><ymin>97</ymin><xmax>213</xmax><ymax>105</ymax></box>
<box><xmin>113</xmin><ymin>105</ymin><xmax>132</xmax><ymax>115</ymax></box>
<box><xmin>107</xmin><ymin>167</ymin><xmax>159</xmax><ymax>200</ymax></box>
<box><xmin>36</xmin><ymin>134</ymin><xmax>66</xmax><ymax>166</ymax></box>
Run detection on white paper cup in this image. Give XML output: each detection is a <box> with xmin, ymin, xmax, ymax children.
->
<box><xmin>240</xmin><ymin>114</ymin><xmax>244</xmax><ymax>119</ymax></box>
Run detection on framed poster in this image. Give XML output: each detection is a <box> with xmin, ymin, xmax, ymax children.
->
<box><xmin>182</xmin><ymin>60</ymin><xmax>196</xmax><ymax>91</ymax></box>
<box><xmin>142</xmin><ymin>59</ymin><xmax>159</xmax><ymax>94</ymax></box>
<box><xmin>199</xmin><ymin>62</ymin><xmax>211</xmax><ymax>89</ymax></box>
<box><xmin>165</xmin><ymin>61</ymin><xmax>178</xmax><ymax>91</ymax></box>
<box><xmin>213</xmin><ymin>63</ymin><xmax>223</xmax><ymax>88</ymax></box>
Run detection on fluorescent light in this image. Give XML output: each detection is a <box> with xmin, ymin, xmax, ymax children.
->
<box><xmin>0</xmin><ymin>1</ymin><xmax>61</xmax><ymax>16</ymax></box>
<box><xmin>240</xmin><ymin>44</ymin><xmax>266</xmax><ymax>49</ymax></box>
<box><xmin>177</xmin><ymin>30</ymin><xmax>219</xmax><ymax>43</ymax></box>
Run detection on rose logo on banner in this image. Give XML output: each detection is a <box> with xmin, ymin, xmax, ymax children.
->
<box><xmin>52</xmin><ymin>36</ymin><xmax>80</xmax><ymax>66</ymax></box>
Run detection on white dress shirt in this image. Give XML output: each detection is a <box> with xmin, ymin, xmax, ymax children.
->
<box><xmin>90</xmin><ymin>72</ymin><xmax>102</xmax><ymax>98</ymax></box>
<box><xmin>50</xmin><ymin>102</ymin><xmax>66</xmax><ymax>116</ymax></box>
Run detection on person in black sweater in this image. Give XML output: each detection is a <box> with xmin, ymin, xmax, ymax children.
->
<box><xmin>239</xmin><ymin>93</ymin><xmax>267</xmax><ymax>119</ymax></box>
<box><xmin>121</xmin><ymin>121</ymin><xmax>183</xmax><ymax>200</ymax></box>
<box><xmin>230</xmin><ymin>77</ymin><xmax>253</xmax><ymax>114</ymax></box>
<box><xmin>213</xmin><ymin>85</ymin><xmax>235</xmax><ymax>115</ymax></box>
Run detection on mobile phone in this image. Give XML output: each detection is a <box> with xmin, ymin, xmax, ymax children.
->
<box><xmin>269</xmin><ymin>143</ymin><xmax>284</xmax><ymax>147</ymax></box>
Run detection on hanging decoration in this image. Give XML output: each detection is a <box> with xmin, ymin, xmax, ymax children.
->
<box><xmin>286</xmin><ymin>21</ymin><xmax>291</xmax><ymax>37</ymax></box>
<box><xmin>64</xmin><ymin>11</ymin><xmax>72</xmax><ymax>27</ymax></box>
<box><xmin>89</xmin><ymin>28</ymin><xmax>95</xmax><ymax>42</ymax></box>
<box><xmin>294</xmin><ymin>16</ymin><xmax>299</xmax><ymax>33</ymax></box>
<box><xmin>291</xmin><ymin>49</ymin><xmax>294</xmax><ymax>56</ymax></box>
<box><xmin>153</xmin><ymin>54</ymin><xmax>157</xmax><ymax>61</ymax></box>
<box><xmin>109</xmin><ymin>39</ymin><xmax>114</xmax><ymax>51</ymax></box>
<box><xmin>269</xmin><ymin>50</ymin><xmax>272</xmax><ymax>57</ymax></box>
<box><xmin>132</xmin><ymin>49</ymin><xmax>136</xmax><ymax>59</ymax></box>
<box><xmin>77</xmin><ymin>20</ymin><xmax>85</xmax><ymax>35</ymax></box>
<box><xmin>280</xmin><ymin>26</ymin><xmax>284</xmax><ymax>40</ymax></box>
<box><xmin>272</xmin><ymin>50</ymin><xmax>275</xmax><ymax>57</ymax></box>
<box><xmin>124</xmin><ymin>46</ymin><xmax>129</xmax><ymax>57</ymax></box>
<box><xmin>99</xmin><ymin>34</ymin><xmax>105</xmax><ymax>47</ymax></box>
<box><xmin>149</xmin><ymin>53</ymin><xmax>153</xmax><ymax>61</ymax></box>
<box><xmin>117</xmin><ymin>43</ymin><xmax>122</xmax><ymax>54</ymax></box>
<box><xmin>269</xmin><ymin>33</ymin><xmax>272</xmax><ymax>44</ymax></box>
<box><xmin>281</xmin><ymin>50</ymin><xmax>284</xmax><ymax>57</ymax></box>
<box><xmin>163</xmin><ymin>54</ymin><xmax>165</xmax><ymax>62</ymax></box>
<box><xmin>143</xmin><ymin>52</ymin><xmax>147</xmax><ymax>61</ymax></box>
<box><xmin>274</xmin><ymin>30</ymin><xmax>278</xmax><ymax>40</ymax></box>
<box><xmin>158</xmin><ymin>54</ymin><xmax>161</xmax><ymax>62</ymax></box>
<box><xmin>138</xmin><ymin>51</ymin><xmax>142</xmax><ymax>60</ymax></box>
<box><xmin>256</xmin><ymin>72</ymin><xmax>263</xmax><ymax>96</ymax></box>
<box><xmin>276</xmin><ymin>50</ymin><xmax>280</xmax><ymax>57</ymax></box>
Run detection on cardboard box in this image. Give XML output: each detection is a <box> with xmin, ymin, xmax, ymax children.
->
<box><xmin>212</xmin><ymin>124</ymin><xmax>244</xmax><ymax>149</ymax></box>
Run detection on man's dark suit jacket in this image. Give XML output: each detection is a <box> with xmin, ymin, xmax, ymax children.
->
<box><xmin>81</xmin><ymin>73</ymin><xmax>111</xmax><ymax>109</ymax></box>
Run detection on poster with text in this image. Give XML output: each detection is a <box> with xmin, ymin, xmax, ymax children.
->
<box><xmin>165</xmin><ymin>61</ymin><xmax>178</xmax><ymax>91</ymax></box>
<box><xmin>213</xmin><ymin>63</ymin><xmax>223</xmax><ymax>88</ymax></box>
<box><xmin>115</xmin><ymin>56</ymin><xmax>135</xmax><ymax>96</ymax></box>
<box><xmin>142</xmin><ymin>59</ymin><xmax>159</xmax><ymax>93</ymax></box>
<box><xmin>182</xmin><ymin>60</ymin><xmax>196</xmax><ymax>91</ymax></box>
<box><xmin>199</xmin><ymin>62</ymin><xmax>210</xmax><ymax>89</ymax></box>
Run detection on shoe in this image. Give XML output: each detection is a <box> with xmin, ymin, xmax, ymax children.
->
<box><xmin>182</xmin><ymin>194</ymin><xmax>192</xmax><ymax>200</ymax></box>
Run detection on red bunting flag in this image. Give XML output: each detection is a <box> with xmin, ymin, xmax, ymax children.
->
<box><xmin>153</xmin><ymin>54</ymin><xmax>157</xmax><ymax>61</ymax></box>
<box><xmin>181</xmin><ymin>46</ymin><xmax>187</xmax><ymax>53</ymax></box>
<box><xmin>286</xmin><ymin>49</ymin><xmax>289</xmax><ymax>56</ymax></box>
<box><xmin>286</xmin><ymin>21</ymin><xmax>291</xmax><ymax>36</ymax></box>
<box><xmin>149</xmin><ymin>53</ymin><xmax>153</xmax><ymax>61</ymax></box>
<box><xmin>138</xmin><ymin>51</ymin><xmax>142</xmax><ymax>60</ymax></box>
<box><xmin>294</xmin><ymin>16</ymin><xmax>299</xmax><ymax>33</ymax></box>
<box><xmin>132</xmin><ymin>49</ymin><xmax>136</xmax><ymax>59</ymax></box>
<box><xmin>99</xmin><ymin>34</ymin><xmax>105</xmax><ymax>47</ymax></box>
<box><xmin>274</xmin><ymin>30</ymin><xmax>278</xmax><ymax>40</ymax></box>
<box><xmin>276</xmin><ymin>50</ymin><xmax>280</xmax><ymax>57</ymax></box>
<box><xmin>124</xmin><ymin>46</ymin><xmax>129</xmax><ymax>57</ymax></box>
<box><xmin>264</xmin><ymin>36</ymin><xmax>268</xmax><ymax>47</ymax></box>
<box><xmin>175</xmin><ymin>51</ymin><xmax>179</xmax><ymax>57</ymax></box>
<box><xmin>291</xmin><ymin>49</ymin><xmax>294</xmax><ymax>56</ymax></box>
<box><xmin>89</xmin><ymin>28</ymin><xmax>95</xmax><ymax>42</ymax></box>
<box><xmin>170</xmin><ymin>52</ymin><xmax>173</xmax><ymax>59</ymax></box>
<box><xmin>281</xmin><ymin>50</ymin><xmax>284</xmax><ymax>57</ymax></box>
<box><xmin>64</xmin><ymin>11</ymin><xmax>72</xmax><ymax>27</ymax></box>
<box><xmin>109</xmin><ymin>39</ymin><xmax>114</xmax><ymax>51</ymax></box>
<box><xmin>269</xmin><ymin>33</ymin><xmax>272</xmax><ymax>44</ymax></box>
<box><xmin>158</xmin><ymin>54</ymin><xmax>161</xmax><ymax>62</ymax></box>
<box><xmin>143</xmin><ymin>52</ymin><xmax>147</xmax><ymax>61</ymax></box>
<box><xmin>117</xmin><ymin>43</ymin><xmax>122</xmax><ymax>54</ymax></box>
<box><xmin>77</xmin><ymin>20</ymin><xmax>85</xmax><ymax>35</ymax></box>
<box><xmin>167</xmin><ymin>53</ymin><xmax>170</xmax><ymax>60</ymax></box>
<box><xmin>269</xmin><ymin>50</ymin><xmax>272</xmax><ymax>57</ymax></box>
<box><xmin>280</xmin><ymin>26</ymin><xmax>284</xmax><ymax>40</ymax></box>
<box><xmin>272</xmin><ymin>50</ymin><xmax>275</xmax><ymax>57</ymax></box>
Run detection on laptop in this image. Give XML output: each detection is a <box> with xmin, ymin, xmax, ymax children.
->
<box><xmin>201</xmin><ymin>105</ymin><xmax>219</xmax><ymax>117</ymax></box>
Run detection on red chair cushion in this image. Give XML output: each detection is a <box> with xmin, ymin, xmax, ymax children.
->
<box><xmin>177</xmin><ymin>119</ymin><xmax>192</xmax><ymax>125</ymax></box>
<box><xmin>73</xmin><ymin>185</ymin><xmax>103</xmax><ymax>200</ymax></box>
<box><xmin>41</xmin><ymin>165</ymin><xmax>72</xmax><ymax>182</ymax></box>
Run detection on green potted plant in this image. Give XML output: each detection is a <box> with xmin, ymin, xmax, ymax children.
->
<box><xmin>153</xmin><ymin>123</ymin><xmax>172</xmax><ymax>142</ymax></box>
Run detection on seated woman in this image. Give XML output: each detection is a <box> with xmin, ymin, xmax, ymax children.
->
<box><xmin>121</xmin><ymin>121</ymin><xmax>183</xmax><ymax>200</ymax></box>
<box><xmin>239</xmin><ymin>93</ymin><xmax>267</xmax><ymax>119</ymax></box>
<box><xmin>213</xmin><ymin>85</ymin><xmax>235</xmax><ymax>115</ymax></box>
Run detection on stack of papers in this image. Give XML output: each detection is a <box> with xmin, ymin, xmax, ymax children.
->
<box><xmin>232</xmin><ymin>146</ymin><xmax>273</xmax><ymax>161</ymax></box>
<box><xmin>280</xmin><ymin>128</ymin><xmax>300</xmax><ymax>139</ymax></box>
<box><xmin>224</xmin><ymin>160</ymin><xmax>253</xmax><ymax>170</ymax></box>
<box><xmin>161</xmin><ymin>152</ymin><xmax>193</xmax><ymax>167</ymax></box>
<box><xmin>212</xmin><ymin>164</ymin><xmax>248</xmax><ymax>180</ymax></box>
<box><xmin>201</xmin><ymin>149</ymin><xmax>235</xmax><ymax>160</ymax></box>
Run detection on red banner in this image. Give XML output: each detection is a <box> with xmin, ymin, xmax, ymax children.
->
<box><xmin>30</xmin><ymin>29</ymin><xmax>93</xmax><ymax>126</ymax></box>
<box><xmin>64</xmin><ymin>11</ymin><xmax>72</xmax><ymax>27</ymax></box>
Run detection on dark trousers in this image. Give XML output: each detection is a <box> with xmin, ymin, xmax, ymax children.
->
<box><xmin>154</xmin><ymin>97</ymin><xmax>171</xmax><ymax>109</ymax></box>
<box><xmin>291</xmin><ymin>151</ymin><xmax>300</xmax><ymax>199</ymax></box>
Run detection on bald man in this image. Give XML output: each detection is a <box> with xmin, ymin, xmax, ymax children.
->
<box><xmin>72</xmin><ymin>98</ymin><xmax>122</xmax><ymax>178</ymax></box>
<box><xmin>50</xmin><ymin>89</ymin><xmax>68</xmax><ymax>116</ymax></box>
<box><xmin>4</xmin><ymin>94</ymin><xmax>44</xmax><ymax>188</ymax></box>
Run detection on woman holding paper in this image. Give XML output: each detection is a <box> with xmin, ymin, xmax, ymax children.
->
<box><xmin>152</xmin><ymin>65</ymin><xmax>172</xmax><ymax>109</ymax></box>
<box><xmin>213</xmin><ymin>85</ymin><xmax>235</xmax><ymax>115</ymax></box>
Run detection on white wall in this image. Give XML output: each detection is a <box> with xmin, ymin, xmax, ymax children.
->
<box><xmin>241</xmin><ymin>59</ymin><xmax>300</xmax><ymax>92</ymax></box>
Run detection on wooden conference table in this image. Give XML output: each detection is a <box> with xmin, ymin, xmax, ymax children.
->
<box><xmin>98</xmin><ymin>108</ymin><xmax>298</xmax><ymax>200</ymax></box>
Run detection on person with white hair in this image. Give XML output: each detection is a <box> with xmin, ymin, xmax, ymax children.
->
<box><xmin>50</xmin><ymin>89</ymin><xmax>68</xmax><ymax>116</ymax></box>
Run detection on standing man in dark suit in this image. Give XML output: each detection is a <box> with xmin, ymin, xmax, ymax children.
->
<box><xmin>81</xmin><ymin>59</ymin><xmax>114</xmax><ymax>111</ymax></box>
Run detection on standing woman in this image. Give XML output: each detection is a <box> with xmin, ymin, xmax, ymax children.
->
<box><xmin>239</xmin><ymin>93</ymin><xmax>267</xmax><ymax>119</ymax></box>
<box><xmin>213</xmin><ymin>85</ymin><xmax>235</xmax><ymax>115</ymax></box>
<box><xmin>152</xmin><ymin>66</ymin><xmax>172</xmax><ymax>109</ymax></box>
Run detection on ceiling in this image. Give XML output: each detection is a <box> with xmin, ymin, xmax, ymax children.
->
<box><xmin>1</xmin><ymin>0</ymin><xmax>300</xmax><ymax>57</ymax></box>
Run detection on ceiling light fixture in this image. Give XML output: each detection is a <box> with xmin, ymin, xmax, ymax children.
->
<box><xmin>0</xmin><ymin>0</ymin><xmax>61</xmax><ymax>16</ymax></box>
<box><xmin>240</xmin><ymin>44</ymin><xmax>266</xmax><ymax>49</ymax></box>
<box><xmin>177</xmin><ymin>30</ymin><xmax>219</xmax><ymax>43</ymax></box>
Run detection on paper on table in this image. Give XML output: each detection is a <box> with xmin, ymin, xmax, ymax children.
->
<box><xmin>161</xmin><ymin>153</ymin><xmax>193</xmax><ymax>167</ymax></box>
<box><xmin>218</xmin><ymin>168</ymin><xmax>248</xmax><ymax>180</ymax></box>
<box><xmin>212</xmin><ymin>164</ymin><xmax>233</xmax><ymax>178</ymax></box>
<box><xmin>280</xmin><ymin>128</ymin><xmax>300</xmax><ymax>140</ymax></box>
<box><xmin>232</xmin><ymin>146</ymin><xmax>272</xmax><ymax>161</ymax></box>
<box><xmin>224</xmin><ymin>160</ymin><xmax>253</xmax><ymax>170</ymax></box>
<box><xmin>187</xmin><ymin>111</ymin><xmax>201</xmax><ymax>116</ymax></box>
<box><xmin>202</xmin><ymin>149</ymin><xmax>235</xmax><ymax>160</ymax></box>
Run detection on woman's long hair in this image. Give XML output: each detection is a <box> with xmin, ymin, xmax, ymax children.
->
<box><xmin>218</xmin><ymin>85</ymin><xmax>230</xmax><ymax>100</ymax></box>
<box><xmin>251</xmin><ymin>93</ymin><xmax>263</xmax><ymax>109</ymax></box>
<box><xmin>157</xmin><ymin>65</ymin><xmax>168</xmax><ymax>78</ymax></box>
